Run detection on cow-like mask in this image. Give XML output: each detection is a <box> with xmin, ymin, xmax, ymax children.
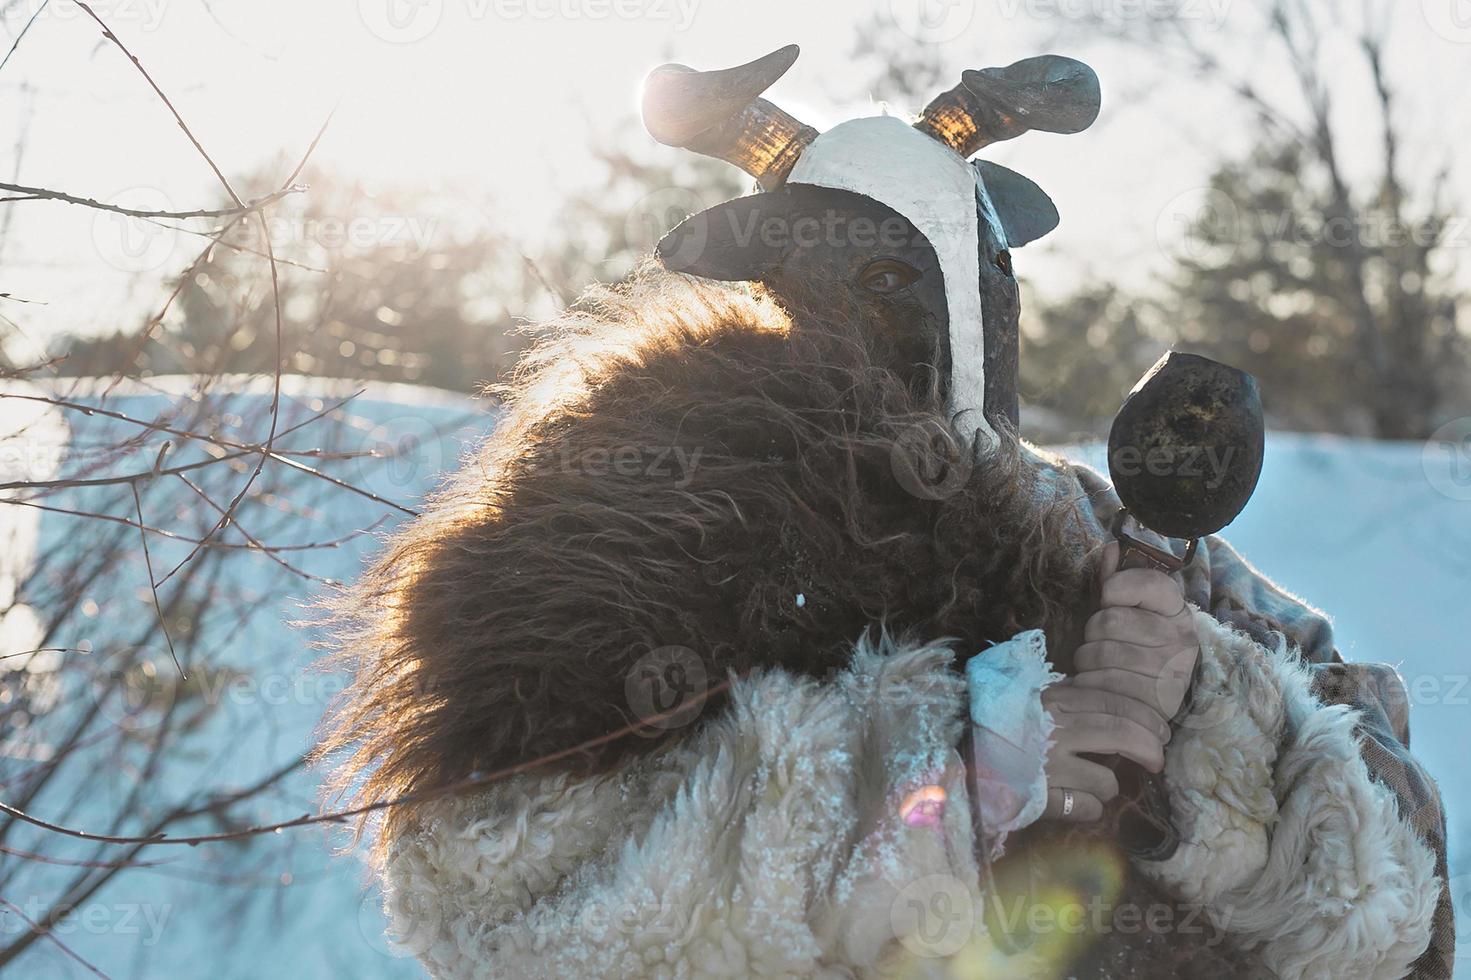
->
<box><xmin>643</xmin><ymin>44</ymin><xmax>1100</xmax><ymax>443</ymax></box>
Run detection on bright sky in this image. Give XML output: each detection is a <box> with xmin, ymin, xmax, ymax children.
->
<box><xmin>2</xmin><ymin>0</ymin><xmax>1469</xmax><ymax>353</ymax></box>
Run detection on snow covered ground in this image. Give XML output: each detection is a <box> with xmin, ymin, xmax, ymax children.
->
<box><xmin>3</xmin><ymin>379</ymin><xmax>1467</xmax><ymax>977</ymax></box>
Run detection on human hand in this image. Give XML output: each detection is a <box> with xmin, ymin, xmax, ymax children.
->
<box><xmin>1073</xmin><ymin>539</ymin><xmax>1201</xmax><ymax>721</ymax></box>
<box><xmin>1040</xmin><ymin>540</ymin><xmax>1200</xmax><ymax>822</ymax></box>
<box><xmin>1039</xmin><ymin>674</ymin><xmax>1170</xmax><ymax>822</ymax></box>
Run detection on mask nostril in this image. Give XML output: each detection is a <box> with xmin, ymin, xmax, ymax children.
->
<box><xmin>995</xmin><ymin>250</ymin><xmax>1014</xmax><ymax>277</ymax></box>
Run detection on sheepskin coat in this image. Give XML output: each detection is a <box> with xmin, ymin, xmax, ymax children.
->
<box><xmin>329</xmin><ymin>273</ymin><xmax>1450</xmax><ymax>978</ymax></box>
<box><xmin>381</xmin><ymin>609</ymin><xmax>1440</xmax><ymax>979</ymax></box>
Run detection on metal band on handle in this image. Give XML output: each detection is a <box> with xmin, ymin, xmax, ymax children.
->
<box><xmin>1111</xmin><ymin>507</ymin><xmax>1197</xmax><ymax>574</ymax></box>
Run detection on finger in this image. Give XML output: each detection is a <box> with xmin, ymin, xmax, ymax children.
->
<box><xmin>1095</xmin><ymin>539</ymin><xmax>1121</xmax><ymax>591</ymax></box>
<box><xmin>1052</xmin><ymin>712</ymin><xmax>1165</xmax><ymax>772</ymax></box>
<box><xmin>1073</xmin><ymin>641</ymin><xmax>1200</xmax><ymax>718</ymax></box>
<box><xmin>1042</xmin><ymin>682</ymin><xmax>1170</xmax><ymax>742</ymax></box>
<box><xmin>1083</xmin><ymin>606</ymin><xmax>1189</xmax><ymax>646</ymax></box>
<box><xmin>1099</xmin><ymin>567</ymin><xmax>1188</xmax><ymax>618</ymax></box>
<box><xmin>1073</xmin><ymin>638</ymin><xmax>1181</xmax><ymax>675</ymax></box>
<box><xmin>1043</xmin><ymin>786</ymin><xmax>1103</xmax><ymax>823</ymax></box>
<box><xmin>1048</xmin><ymin>754</ymin><xmax>1121</xmax><ymax>803</ymax></box>
<box><xmin>1067</xmin><ymin>668</ymin><xmax>1176</xmax><ymax>719</ymax></box>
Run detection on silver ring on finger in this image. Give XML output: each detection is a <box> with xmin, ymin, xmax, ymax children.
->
<box><xmin>1062</xmin><ymin>789</ymin><xmax>1074</xmax><ymax>816</ymax></box>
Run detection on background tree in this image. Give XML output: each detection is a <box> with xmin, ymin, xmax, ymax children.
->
<box><xmin>1068</xmin><ymin>0</ymin><xmax>1467</xmax><ymax>438</ymax></box>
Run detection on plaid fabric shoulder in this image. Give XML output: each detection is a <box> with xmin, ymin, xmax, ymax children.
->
<box><xmin>1065</xmin><ymin>459</ymin><xmax>1336</xmax><ymax>657</ymax></box>
<box><xmin>1197</xmin><ymin>532</ymin><xmax>1338</xmax><ymax>663</ymax></box>
<box><xmin>1061</xmin><ymin>455</ymin><xmax>1454</xmax><ymax>978</ymax></box>
<box><xmin>1309</xmin><ymin>663</ymin><xmax>1455</xmax><ymax>980</ymax></box>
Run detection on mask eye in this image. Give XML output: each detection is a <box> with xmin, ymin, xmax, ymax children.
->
<box><xmin>860</xmin><ymin>258</ymin><xmax>921</xmax><ymax>295</ymax></box>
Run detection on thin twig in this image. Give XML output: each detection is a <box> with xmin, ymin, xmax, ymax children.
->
<box><xmin>98</xmin><ymin>106</ymin><xmax>335</xmax><ymax>393</ymax></box>
<box><xmin>0</xmin><ymin>0</ymin><xmax>49</xmax><ymax>75</ymax></box>
<box><xmin>130</xmin><ymin>482</ymin><xmax>183</xmax><ymax>677</ymax></box>
<box><xmin>1</xmin><ymin>496</ymin><xmax>388</xmax><ymax>552</ymax></box>
<box><xmin>154</xmin><ymin>205</ymin><xmax>288</xmax><ymax>587</ymax></box>
<box><xmin>0</xmin><ymin>895</ymin><xmax>110</xmax><ymax>979</ymax></box>
<box><xmin>0</xmin><ymin>182</ymin><xmax>298</xmax><ymax>219</ymax></box>
<box><xmin>0</xmin><ymin>844</ymin><xmax>165</xmax><ymax>870</ymax></box>
<box><xmin>0</xmin><ymin>390</ymin><xmax>418</xmax><ymax>515</ymax></box>
<box><xmin>70</xmin><ymin>0</ymin><xmax>243</xmax><ymax>207</ymax></box>
<box><xmin>0</xmin><ymin>678</ymin><xmax>738</xmax><ymax>847</ymax></box>
<box><xmin>175</xmin><ymin>472</ymin><xmax>335</xmax><ymax>585</ymax></box>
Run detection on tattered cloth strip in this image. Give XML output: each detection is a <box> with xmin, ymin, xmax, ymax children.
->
<box><xmin>1066</xmin><ymin>458</ymin><xmax>1455</xmax><ymax>980</ymax></box>
<box><xmin>963</xmin><ymin>629</ymin><xmax>1061</xmax><ymax>861</ymax></box>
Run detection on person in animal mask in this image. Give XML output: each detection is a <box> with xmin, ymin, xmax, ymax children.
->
<box><xmin>320</xmin><ymin>46</ymin><xmax>1452</xmax><ymax>979</ymax></box>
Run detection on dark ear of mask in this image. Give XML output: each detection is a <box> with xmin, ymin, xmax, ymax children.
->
<box><xmin>975</xmin><ymin>160</ymin><xmax>1058</xmax><ymax>249</ymax></box>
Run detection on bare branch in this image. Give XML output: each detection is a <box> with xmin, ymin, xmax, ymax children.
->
<box><xmin>0</xmin><ymin>895</ymin><xmax>111</xmax><ymax>979</ymax></box>
<box><xmin>0</xmin><ymin>182</ymin><xmax>300</xmax><ymax>219</ymax></box>
<box><xmin>129</xmin><ymin>482</ymin><xmax>183</xmax><ymax>676</ymax></box>
<box><xmin>71</xmin><ymin>0</ymin><xmax>243</xmax><ymax>207</ymax></box>
<box><xmin>0</xmin><ymin>678</ymin><xmax>738</xmax><ymax>848</ymax></box>
<box><xmin>0</xmin><ymin>390</ymin><xmax>419</xmax><ymax>515</ymax></box>
<box><xmin>0</xmin><ymin>0</ymin><xmax>48</xmax><ymax>76</ymax></box>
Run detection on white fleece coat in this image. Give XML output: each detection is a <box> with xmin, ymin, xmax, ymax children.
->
<box><xmin>380</xmin><ymin>614</ymin><xmax>1440</xmax><ymax>979</ymax></box>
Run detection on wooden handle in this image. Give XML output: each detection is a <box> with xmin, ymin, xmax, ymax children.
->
<box><xmin>1091</xmin><ymin>508</ymin><xmax>1192</xmax><ymax>861</ymax></box>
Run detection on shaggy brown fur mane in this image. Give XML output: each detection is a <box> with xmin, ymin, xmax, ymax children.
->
<box><xmin>316</xmin><ymin>268</ymin><xmax>1104</xmax><ymax>842</ymax></box>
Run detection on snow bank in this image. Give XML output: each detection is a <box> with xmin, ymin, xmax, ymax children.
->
<box><xmin>4</xmin><ymin>379</ymin><xmax>1465</xmax><ymax>976</ymax></box>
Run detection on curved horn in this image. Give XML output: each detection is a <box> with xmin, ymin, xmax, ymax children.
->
<box><xmin>914</xmin><ymin>55</ymin><xmax>1101</xmax><ymax>158</ymax></box>
<box><xmin>642</xmin><ymin>44</ymin><xmax>818</xmax><ymax>191</ymax></box>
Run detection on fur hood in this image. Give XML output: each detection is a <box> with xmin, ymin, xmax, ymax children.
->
<box><xmin>318</xmin><ymin>271</ymin><xmax>1097</xmax><ymax>836</ymax></box>
<box><xmin>379</xmin><ymin>614</ymin><xmax>1439</xmax><ymax>979</ymax></box>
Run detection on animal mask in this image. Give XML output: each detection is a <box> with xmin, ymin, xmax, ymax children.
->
<box><xmin>644</xmin><ymin>44</ymin><xmax>1101</xmax><ymax>443</ymax></box>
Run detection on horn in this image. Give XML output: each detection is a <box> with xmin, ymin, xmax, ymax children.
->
<box><xmin>642</xmin><ymin>44</ymin><xmax>818</xmax><ymax>191</ymax></box>
<box><xmin>914</xmin><ymin>54</ymin><xmax>1101</xmax><ymax>157</ymax></box>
